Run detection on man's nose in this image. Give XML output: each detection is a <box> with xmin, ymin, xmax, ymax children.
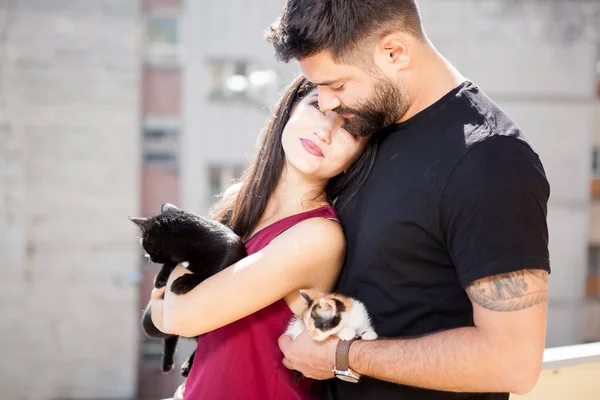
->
<box><xmin>317</xmin><ymin>86</ymin><xmax>341</xmax><ymax>113</ymax></box>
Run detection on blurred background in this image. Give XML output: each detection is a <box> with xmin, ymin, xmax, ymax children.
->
<box><xmin>0</xmin><ymin>0</ymin><xmax>598</xmax><ymax>399</ymax></box>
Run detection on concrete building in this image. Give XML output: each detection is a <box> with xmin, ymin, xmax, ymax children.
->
<box><xmin>136</xmin><ymin>0</ymin><xmax>186</xmax><ymax>398</ymax></box>
<box><xmin>0</xmin><ymin>1</ymin><xmax>141</xmax><ymax>399</ymax></box>
<box><xmin>181</xmin><ymin>0</ymin><xmax>598</xmax><ymax>350</ymax></box>
<box><xmin>585</xmin><ymin>63</ymin><xmax>600</xmax><ymax>343</ymax></box>
<box><xmin>180</xmin><ymin>0</ymin><xmax>300</xmax><ymax>218</ymax></box>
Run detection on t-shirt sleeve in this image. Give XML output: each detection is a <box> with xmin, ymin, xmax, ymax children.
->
<box><xmin>440</xmin><ymin>136</ymin><xmax>551</xmax><ymax>288</ymax></box>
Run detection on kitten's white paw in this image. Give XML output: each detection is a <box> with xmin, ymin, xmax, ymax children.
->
<box><xmin>360</xmin><ymin>329</ymin><xmax>378</xmax><ymax>341</ymax></box>
<box><xmin>285</xmin><ymin>317</ymin><xmax>305</xmax><ymax>341</ymax></box>
<box><xmin>338</xmin><ymin>327</ymin><xmax>357</xmax><ymax>341</ymax></box>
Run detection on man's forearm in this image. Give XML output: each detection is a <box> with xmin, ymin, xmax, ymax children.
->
<box><xmin>349</xmin><ymin>327</ymin><xmax>532</xmax><ymax>394</ymax></box>
<box><xmin>348</xmin><ymin>270</ymin><xmax>548</xmax><ymax>394</ymax></box>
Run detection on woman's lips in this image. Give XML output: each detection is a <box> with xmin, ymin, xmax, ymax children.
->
<box><xmin>300</xmin><ymin>138</ymin><xmax>324</xmax><ymax>157</ymax></box>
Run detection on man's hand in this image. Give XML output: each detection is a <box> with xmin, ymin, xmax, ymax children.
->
<box><xmin>278</xmin><ymin>328</ymin><xmax>338</xmax><ymax>380</ymax></box>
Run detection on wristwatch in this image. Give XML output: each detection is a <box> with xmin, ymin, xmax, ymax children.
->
<box><xmin>333</xmin><ymin>338</ymin><xmax>361</xmax><ymax>383</ymax></box>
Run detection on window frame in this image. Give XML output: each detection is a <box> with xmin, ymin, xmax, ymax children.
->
<box><xmin>143</xmin><ymin>10</ymin><xmax>182</xmax><ymax>67</ymax></box>
<box><xmin>142</xmin><ymin>117</ymin><xmax>180</xmax><ymax>169</ymax></box>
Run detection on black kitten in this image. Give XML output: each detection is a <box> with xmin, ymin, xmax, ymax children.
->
<box><xmin>130</xmin><ymin>203</ymin><xmax>246</xmax><ymax>375</ymax></box>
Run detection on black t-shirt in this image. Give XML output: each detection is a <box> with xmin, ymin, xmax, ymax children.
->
<box><xmin>324</xmin><ymin>81</ymin><xmax>551</xmax><ymax>400</ymax></box>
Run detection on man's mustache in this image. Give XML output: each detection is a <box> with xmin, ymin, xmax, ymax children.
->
<box><xmin>333</xmin><ymin>106</ymin><xmax>368</xmax><ymax>120</ymax></box>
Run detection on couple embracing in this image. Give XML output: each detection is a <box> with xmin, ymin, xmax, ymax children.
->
<box><xmin>150</xmin><ymin>1</ymin><xmax>551</xmax><ymax>399</ymax></box>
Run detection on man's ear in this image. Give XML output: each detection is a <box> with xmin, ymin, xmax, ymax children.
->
<box><xmin>375</xmin><ymin>32</ymin><xmax>411</xmax><ymax>72</ymax></box>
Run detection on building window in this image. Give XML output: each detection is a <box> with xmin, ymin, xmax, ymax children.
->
<box><xmin>144</xmin><ymin>14</ymin><xmax>181</xmax><ymax>66</ymax></box>
<box><xmin>588</xmin><ymin>246</ymin><xmax>600</xmax><ymax>297</ymax></box>
<box><xmin>206</xmin><ymin>59</ymin><xmax>281</xmax><ymax>107</ymax></box>
<box><xmin>140</xmin><ymin>336</ymin><xmax>163</xmax><ymax>368</ymax></box>
<box><xmin>143</xmin><ymin>118</ymin><xmax>179</xmax><ymax>168</ymax></box>
<box><xmin>596</xmin><ymin>43</ymin><xmax>599</xmax><ymax>98</ymax></box>
<box><xmin>207</xmin><ymin>165</ymin><xmax>245</xmax><ymax>206</ymax></box>
<box><xmin>592</xmin><ymin>148</ymin><xmax>600</xmax><ymax>178</ymax></box>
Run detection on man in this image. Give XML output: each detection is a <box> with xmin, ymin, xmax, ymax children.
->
<box><xmin>267</xmin><ymin>1</ymin><xmax>551</xmax><ymax>399</ymax></box>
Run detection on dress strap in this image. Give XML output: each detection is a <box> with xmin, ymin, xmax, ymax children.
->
<box><xmin>244</xmin><ymin>206</ymin><xmax>339</xmax><ymax>253</ymax></box>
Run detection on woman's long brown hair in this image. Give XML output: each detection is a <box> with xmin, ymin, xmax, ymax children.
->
<box><xmin>212</xmin><ymin>75</ymin><xmax>377</xmax><ymax>240</ymax></box>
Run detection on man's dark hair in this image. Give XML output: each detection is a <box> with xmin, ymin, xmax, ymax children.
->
<box><xmin>265</xmin><ymin>0</ymin><xmax>425</xmax><ymax>63</ymax></box>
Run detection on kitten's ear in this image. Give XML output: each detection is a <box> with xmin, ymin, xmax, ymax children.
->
<box><xmin>129</xmin><ymin>217</ymin><xmax>150</xmax><ymax>232</ymax></box>
<box><xmin>300</xmin><ymin>290</ymin><xmax>314</xmax><ymax>307</ymax></box>
<box><xmin>161</xmin><ymin>203</ymin><xmax>178</xmax><ymax>214</ymax></box>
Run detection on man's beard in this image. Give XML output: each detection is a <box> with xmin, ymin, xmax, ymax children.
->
<box><xmin>335</xmin><ymin>77</ymin><xmax>409</xmax><ymax>138</ymax></box>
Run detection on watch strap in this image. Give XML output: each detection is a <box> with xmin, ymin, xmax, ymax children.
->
<box><xmin>335</xmin><ymin>337</ymin><xmax>358</xmax><ymax>372</ymax></box>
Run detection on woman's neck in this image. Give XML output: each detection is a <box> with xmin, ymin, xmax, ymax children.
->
<box><xmin>261</xmin><ymin>166</ymin><xmax>329</xmax><ymax>224</ymax></box>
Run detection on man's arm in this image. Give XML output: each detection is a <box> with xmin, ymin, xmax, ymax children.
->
<box><xmin>348</xmin><ymin>269</ymin><xmax>547</xmax><ymax>395</ymax></box>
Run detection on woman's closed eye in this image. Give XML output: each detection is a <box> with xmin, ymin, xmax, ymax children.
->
<box><xmin>310</xmin><ymin>100</ymin><xmax>324</xmax><ymax>114</ymax></box>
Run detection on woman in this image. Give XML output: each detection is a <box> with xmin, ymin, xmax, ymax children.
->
<box><xmin>150</xmin><ymin>76</ymin><xmax>377</xmax><ymax>400</ymax></box>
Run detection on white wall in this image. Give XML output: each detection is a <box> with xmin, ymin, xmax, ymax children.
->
<box><xmin>0</xmin><ymin>1</ymin><xmax>142</xmax><ymax>398</ymax></box>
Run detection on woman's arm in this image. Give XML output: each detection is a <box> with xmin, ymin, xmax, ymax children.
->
<box><xmin>161</xmin><ymin>217</ymin><xmax>345</xmax><ymax>338</ymax></box>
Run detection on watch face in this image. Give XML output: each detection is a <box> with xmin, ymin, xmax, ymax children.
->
<box><xmin>336</xmin><ymin>374</ymin><xmax>359</xmax><ymax>383</ymax></box>
<box><xmin>334</xmin><ymin>370</ymin><xmax>360</xmax><ymax>383</ymax></box>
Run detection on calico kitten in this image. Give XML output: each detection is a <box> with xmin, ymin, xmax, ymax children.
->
<box><xmin>130</xmin><ymin>203</ymin><xmax>246</xmax><ymax>375</ymax></box>
<box><xmin>285</xmin><ymin>291</ymin><xmax>378</xmax><ymax>382</ymax></box>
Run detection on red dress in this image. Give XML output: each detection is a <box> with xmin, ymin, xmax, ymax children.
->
<box><xmin>183</xmin><ymin>206</ymin><xmax>339</xmax><ymax>400</ymax></box>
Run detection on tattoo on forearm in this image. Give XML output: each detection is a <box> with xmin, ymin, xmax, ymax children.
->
<box><xmin>466</xmin><ymin>269</ymin><xmax>548</xmax><ymax>312</ymax></box>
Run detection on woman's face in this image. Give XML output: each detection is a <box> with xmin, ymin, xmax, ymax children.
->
<box><xmin>281</xmin><ymin>89</ymin><xmax>369</xmax><ymax>181</ymax></box>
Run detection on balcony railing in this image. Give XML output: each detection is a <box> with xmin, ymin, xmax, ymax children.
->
<box><xmin>510</xmin><ymin>342</ymin><xmax>600</xmax><ymax>399</ymax></box>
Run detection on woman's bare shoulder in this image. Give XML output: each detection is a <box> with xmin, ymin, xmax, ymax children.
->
<box><xmin>270</xmin><ymin>216</ymin><xmax>346</xmax><ymax>259</ymax></box>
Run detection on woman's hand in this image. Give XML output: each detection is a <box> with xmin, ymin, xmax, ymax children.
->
<box><xmin>166</xmin><ymin>264</ymin><xmax>193</xmax><ymax>288</ymax></box>
<box><xmin>160</xmin><ymin>265</ymin><xmax>193</xmax><ymax>335</ymax></box>
<box><xmin>148</xmin><ymin>265</ymin><xmax>190</xmax><ymax>336</ymax></box>
<box><xmin>150</xmin><ymin>285</ymin><xmax>168</xmax><ymax>333</ymax></box>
